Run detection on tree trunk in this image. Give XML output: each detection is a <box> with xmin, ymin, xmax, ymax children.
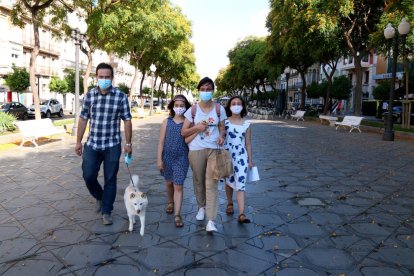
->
<box><xmin>30</xmin><ymin>12</ymin><xmax>41</xmax><ymax>120</ymax></box>
<box><xmin>353</xmin><ymin>55</ymin><xmax>363</xmax><ymax>115</ymax></box>
<box><xmin>130</xmin><ymin>65</ymin><xmax>140</xmax><ymax>105</ymax></box>
<box><xmin>139</xmin><ymin>69</ymin><xmax>146</xmax><ymax>106</ymax></box>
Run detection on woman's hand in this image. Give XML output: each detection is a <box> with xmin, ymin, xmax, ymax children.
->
<box><xmin>249</xmin><ymin>161</ymin><xmax>254</xmax><ymax>169</ymax></box>
<box><xmin>157</xmin><ymin>159</ymin><xmax>164</xmax><ymax>171</ymax></box>
<box><xmin>217</xmin><ymin>136</ymin><xmax>225</xmax><ymax>146</ymax></box>
<box><xmin>195</xmin><ymin>121</ymin><xmax>208</xmax><ymax>132</ymax></box>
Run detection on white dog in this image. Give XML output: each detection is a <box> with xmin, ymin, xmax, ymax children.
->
<box><xmin>124</xmin><ymin>175</ymin><xmax>148</xmax><ymax>236</ymax></box>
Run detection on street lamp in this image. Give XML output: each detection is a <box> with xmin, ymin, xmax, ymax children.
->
<box><xmin>149</xmin><ymin>63</ymin><xmax>156</xmax><ymax>115</ymax></box>
<box><xmin>382</xmin><ymin>19</ymin><xmax>410</xmax><ymax>141</ymax></box>
<box><xmin>399</xmin><ymin>18</ymin><xmax>411</xmax><ymax>128</ymax></box>
<box><xmin>67</xmin><ymin>12</ymin><xmax>87</xmax><ymax>136</ymax></box>
<box><xmin>284</xmin><ymin>67</ymin><xmax>290</xmax><ymax>113</ymax></box>
<box><xmin>170</xmin><ymin>78</ymin><xmax>175</xmax><ymax>100</ymax></box>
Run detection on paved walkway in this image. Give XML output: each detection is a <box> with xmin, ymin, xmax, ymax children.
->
<box><xmin>0</xmin><ymin>115</ymin><xmax>413</xmax><ymax>275</ymax></box>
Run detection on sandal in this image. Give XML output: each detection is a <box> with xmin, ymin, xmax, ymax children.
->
<box><xmin>174</xmin><ymin>215</ymin><xmax>184</xmax><ymax>228</ymax></box>
<box><xmin>166</xmin><ymin>202</ymin><xmax>174</xmax><ymax>214</ymax></box>
<box><xmin>226</xmin><ymin>203</ymin><xmax>234</xmax><ymax>215</ymax></box>
<box><xmin>238</xmin><ymin>214</ymin><xmax>251</xmax><ymax>224</ymax></box>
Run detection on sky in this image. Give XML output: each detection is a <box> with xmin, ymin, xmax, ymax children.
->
<box><xmin>171</xmin><ymin>0</ymin><xmax>270</xmax><ymax>81</ymax></box>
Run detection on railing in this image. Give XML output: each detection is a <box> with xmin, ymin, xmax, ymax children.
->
<box><xmin>22</xmin><ymin>37</ymin><xmax>61</xmax><ymax>56</ymax></box>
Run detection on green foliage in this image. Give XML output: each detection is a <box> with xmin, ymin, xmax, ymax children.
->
<box><xmin>332</xmin><ymin>75</ymin><xmax>352</xmax><ymax>100</ymax></box>
<box><xmin>64</xmin><ymin>70</ymin><xmax>84</xmax><ymax>95</ymax></box>
<box><xmin>306</xmin><ymin>82</ymin><xmax>320</xmax><ymax>99</ymax></box>
<box><xmin>142</xmin><ymin>87</ymin><xmax>151</xmax><ymax>96</ymax></box>
<box><xmin>49</xmin><ymin>76</ymin><xmax>68</xmax><ymax>94</ymax></box>
<box><xmin>5</xmin><ymin>65</ymin><xmax>29</xmax><ymax>92</ymax></box>
<box><xmin>118</xmin><ymin>83</ymin><xmax>130</xmax><ymax>95</ymax></box>
<box><xmin>0</xmin><ymin>112</ymin><xmax>16</xmax><ymax>132</ymax></box>
<box><xmin>372</xmin><ymin>80</ymin><xmax>391</xmax><ymax>101</ymax></box>
<box><xmin>217</xmin><ymin>37</ymin><xmax>269</xmax><ymax>94</ymax></box>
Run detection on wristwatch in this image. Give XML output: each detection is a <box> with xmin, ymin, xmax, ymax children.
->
<box><xmin>125</xmin><ymin>143</ymin><xmax>132</xmax><ymax>147</ymax></box>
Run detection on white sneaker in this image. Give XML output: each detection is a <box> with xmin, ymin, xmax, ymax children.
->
<box><xmin>206</xmin><ymin>220</ymin><xmax>218</xmax><ymax>232</ymax></box>
<box><xmin>196</xmin><ymin>207</ymin><xmax>205</xmax><ymax>220</ymax></box>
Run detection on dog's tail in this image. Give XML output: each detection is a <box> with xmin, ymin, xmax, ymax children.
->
<box><xmin>131</xmin><ymin>175</ymin><xmax>139</xmax><ymax>188</ymax></box>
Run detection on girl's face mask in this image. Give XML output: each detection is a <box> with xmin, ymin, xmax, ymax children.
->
<box><xmin>173</xmin><ymin>107</ymin><xmax>186</xmax><ymax>115</ymax></box>
<box><xmin>230</xmin><ymin>105</ymin><xmax>243</xmax><ymax>115</ymax></box>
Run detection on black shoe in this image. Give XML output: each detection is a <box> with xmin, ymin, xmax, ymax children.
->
<box><xmin>95</xmin><ymin>199</ymin><xmax>102</xmax><ymax>213</ymax></box>
<box><xmin>102</xmin><ymin>213</ymin><xmax>113</xmax><ymax>225</ymax></box>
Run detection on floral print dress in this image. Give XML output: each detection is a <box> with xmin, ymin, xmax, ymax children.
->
<box><xmin>224</xmin><ymin>119</ymin><xmax>250</xmax><ymax>191</ymax></box>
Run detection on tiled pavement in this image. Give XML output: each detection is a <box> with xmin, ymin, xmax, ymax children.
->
<box><xmin>0</xmin><ymin>115</ymin><xmax>413</xmax><ymax>275</ymax></box>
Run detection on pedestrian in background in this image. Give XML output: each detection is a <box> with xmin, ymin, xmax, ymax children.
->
<box><xmin>75</xmin><ymin>62</ymin><xmax>132</xmax><ymax>225</ymax></box>
<box><xmin>181</xmin><ymin>77</ymin><xmax>227</xmax><ymax>232</ymax></box>
<box><xmin>157</xmin><ymin>95</ymin><xmax>191</xmax><ymax>228</ymax></box>
<box><xmin>224</xmin><ymin>95</ymin><xmax>253</xmax><ymax>223</ymax></box>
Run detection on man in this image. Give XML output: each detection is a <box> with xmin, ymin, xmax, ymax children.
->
<box><xmin>75</xmin><ymin>62</ymin><xmax>132</xmax><ymax>225</ymax></box>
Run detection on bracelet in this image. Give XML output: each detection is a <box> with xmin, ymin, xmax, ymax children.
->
<box><xmin>125</xmin><ymin>143</ymin><xmax>132</xmax><ymax>147</ymax></box>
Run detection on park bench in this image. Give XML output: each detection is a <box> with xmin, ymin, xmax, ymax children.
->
<box><xmin>319</xmin><ymin>115</ymin><xmax>338</xmax><ymax>126</ymax></box>
<box><xmin>335</xmin><ymin>116</ymin><xmax>364</xmax><ymax>133</ymax></box>
<box><xmin>291</xmin><ymin>110</ymin><xmax>305</xmax><ymax>121</ymax></box>
<box><xmin>15</xmin><ymin>118</ymin><xmax>66</xmax><ymax>148</ymax></box>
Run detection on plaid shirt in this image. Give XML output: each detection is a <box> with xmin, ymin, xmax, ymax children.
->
<box><xmin>80</xmin><ymin>86</ymin><xmax>132</xmax><ymax>150</ymax></box>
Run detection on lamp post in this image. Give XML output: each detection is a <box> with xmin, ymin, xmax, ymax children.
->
<box><xmin>399</xmin><ymin>18</ymin><xmax>411</xmax><ymax>128</ymax></box>
<box><xmin>284</xmin><ymin>67</ymin><xmax>290</xmax><ymax>113</ymax></box>
<box><xmin>149</xmin><ymin>63</ymin><xmax>156</xmax><ymax>115</ymax></box>
<box><xmin>170</xmin><ymin>78</ymin><xmax>175</xmax><ymax>99</ymax></box>
<box><xmin>67</xmin><ymin>12</ymin><xmax>87</xmax><ymax>136</ymax></box>
<box><xmin>383</xmin><ymin>19</ymin><xmax>410</xmax><ymax>141</ymax></box>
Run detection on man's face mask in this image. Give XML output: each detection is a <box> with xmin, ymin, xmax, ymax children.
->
<box><xmin>98</xmin><ymin>79</ymin><xmax>112</xmax><ymax>90</ymax></box>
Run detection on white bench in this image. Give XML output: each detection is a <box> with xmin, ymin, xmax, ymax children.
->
<box><xmin>15</xmin><ymin>118</ymin><xmax>66</xmax><ymax>148</ymax></box>
<box><xmin>291</xmin><ymin>110</ymin><xmax>305</xmax><ymax>121</ymax></box>
<box><xmin>335</xmin><ymin>116</ymin><xmax>364</xmax><ymax>133</ymax></box>
<box><xmin>319</xmin><ymin>115</ymin><xmax>338</xmax><ymax>126</ymax></box>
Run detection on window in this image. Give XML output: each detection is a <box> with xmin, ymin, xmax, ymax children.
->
<box><xmin>364</xmin><ymin>71</ymin><xmax>369</xmax><ymax>84</ymax></box>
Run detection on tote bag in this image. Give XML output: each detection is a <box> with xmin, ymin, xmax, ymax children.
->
<box><xmin>212</xmin><ymin>148</ymin><xmax>233</xmax><ymax>180</ymax></box>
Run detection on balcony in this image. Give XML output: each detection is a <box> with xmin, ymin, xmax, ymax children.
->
<box><xmin>22</xmin><ymin>37</ymin><xmax>60</xmax><ymax>57</ymax></box>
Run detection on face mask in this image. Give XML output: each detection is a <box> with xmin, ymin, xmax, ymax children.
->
<box><xmin>98</xmin><ymin>79</ymin><xmax>112</xmax><ymax>90</ymax></box>
<box><xmin>230</xmin><ymin>105</ymin><xmax>243</xmax><ymax>115</ymax></box>
<box><xmin>173</xmin><ymin>107</ymin><xmax>186</xmax><ymax>115</ymax></box>
<box><xmin>199</xmin><ymin>91</ymin><xmax>213</xmax><ymax>102</ymax></box>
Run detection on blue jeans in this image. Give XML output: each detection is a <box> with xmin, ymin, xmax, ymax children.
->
<box><xmin>82</xmin><ymin>144</ymin><xmax>121</xmax><ymax>214</ymax></box>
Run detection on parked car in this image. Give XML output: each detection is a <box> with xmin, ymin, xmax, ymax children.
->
<box><xmin>28</xmin><ymin>99</ymin><xmax>63</xmax><ymax>118</ymax></box>
<box><xmin>0</xmin><ymin>102</ymin><xmax>29</xmax><ymax>120</ymax></box>
<box><xmin>382</xmin><ymin>106</ymin><xmax>414</xmax><ymax>125</ymax></box>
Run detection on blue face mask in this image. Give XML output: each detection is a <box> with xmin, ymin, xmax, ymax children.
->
<box><xmin>199</xmin><ymin>91</ymin><xmax>213</xmax><ymax>102</ymax></box>
<box><xmin>98</xmin><ymin>79</ymin><xmax>112</xmax><ymax>90</ymax></box>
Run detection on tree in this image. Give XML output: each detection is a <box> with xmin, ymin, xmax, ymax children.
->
<box><xmin>316</xmin><ymin>0</ymin><xmax>386</xmax><ymax>115</ymax></box>
<box><xmin>267</xmin><ymin>0</ymin><xmax>318</xmax><ymax>109</ymax></box>
<box><xmin>5</xmin><ymin>65</ymin><xmax>30</xmax><ymax>101</ymax></box>
<box><xmin>49</xmin><ymin>76</ymin><xmax>68</xmax><ymax>107</ymax></box>
<box><xmin>101</xmin><ymin>1</ymin><xmax>192</xmax><ymax>105</ymax></box>
<box><xmin>118</xmin><ymin>83</ymin><xmax>130</xmax><ymax>95</ymax></box>
<box><xmin>64</xmin><ymin>70</ymin><xmax>84</xmax><ymax>95</ymax></box>
<box><xmin>372</xmin><ymin>80</ymin><xmax>391</xmax><ymax>101</ymax></box>
<box><xmin>332</xmin><ymin>75</ymin><xmax>353</xmax><ymax>100</ymax></box>
<box><xmin>306</xmin><ymin>81</ymin><xmax>320</xmax><ymax>99</ymax></box>
<box><xmin>11</xmin><ymin>0</ymin><xmax>55</xmax><ymax>119</ymax></box>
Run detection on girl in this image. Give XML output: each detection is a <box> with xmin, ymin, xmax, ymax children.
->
<box><xmin>157</xmin><ymin>95</ymin><xmax>191</xmax><ymax>227</ymax></box>
<box><xmin>224</xmin><ymin>95</ymin><xmax>254</xmax><ymax>223</ymax></box>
